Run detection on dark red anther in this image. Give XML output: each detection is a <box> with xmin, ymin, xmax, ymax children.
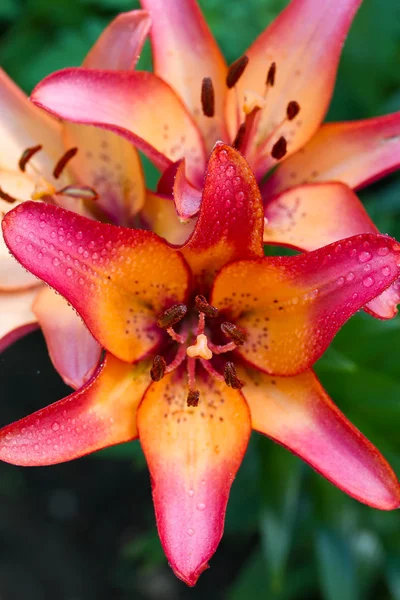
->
<box><xmin>226</xmin><ymin>55</ymin><xmax>249</xmax><ymax>89</ymax></box>
<box><xmin>224</xmin><ymin>362</ymin><xmax>244</xmax><ymax>390</ymax></box>
<box><xmin>271</xmin><ymin>136</ymin><xmax>287</xmax><ymax>160</ymax></box>
<box><xmin>194</xmin><ymin>295</ymin><xmax>219</xmax><ymax>318</ymax></box>
<box><xmin>53</xmin><ymin>147</ymin><xmax>78</xmax><ymax>179</ymax></box>
<box><xmin>57</xmin><ymin>185</ymin><xmax>99</xmax><ymax>201</ymax></box>
<box><xmin>18</xmin><ymin>145</ymin><xmax>43</xmax><ymax>172</ymax></box>
<box><xmin>266</xmin><ymin>62</ymin><xmax>276</xmax><ymax>87</ymax></box>
<box><xmin>187</xmin><ymin>390</ymin><xmax>200</xmax><ymax>407</ymax></box>
<box><xmin>233</xmin><ymin>122</ymin><xmax>247</xmax><ymax>150</ymax></box>
<box><xmin>221</xmin><ymin>321</ymin><xmax>248</xmax><ymax>346</ymax></box>
<box><xmin>157</xmin><ymin>303</ymin><xmax>187</xmax><ymax>329</ymax></box>
<box><xmin>0</xmin><ymin>187</ymin><xmax>18</xmax><ymax>203</ymax></box>
<box><xmin>150</xmin><ymin>355</ymin><xmax>166</xmax><ymax>382</ymax></box>
<box><xmin>286</xmin><ymin>101</ymin><xmax>300</xmax><ymax>121</ymax></box>
<box><xmin>201</xmin><ymin>77</ymin><xmax>215</xmax><ymax>117</ymax></box>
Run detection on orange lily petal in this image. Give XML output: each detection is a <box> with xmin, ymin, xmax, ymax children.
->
<box><xmin>0</xmin><ymin>68</ymin><xmax>64</xmax><ymax>178</ymax></box>
<box><xmin>83</xmin><ymin>10</ymin><xmax>150</xmax><ymax>70</ymax></box>
<box><xmin>62</xmin><ymin>123</ymin><xmax>146</xmax><ymax>226</ymax></box>
<box><xmin>31</xmin><ymin>69</ymin><xmax>206</xmax><ymax>185</ymax></box>
<box><xmin>263</xmin><ymin>182</ymin><xmax>377</xmax><ymax>250</ymax></box>
<box><xmin>262</xmin><ymin>182</ymin><xmax>400</xmax><ymax>320</ymax></box>
<box><xmin>141</xmin><ymin>0</ymin><xmax>229</xmax><ymax>151</ymax></box>
<box><xmin>141</xmin><ymin>190</ymin><xmax>195</xmax><ymax>245</ymax></box>
<box><xmin>137</xmin><ymin>368</ymin><xmax>251</xmax><ymax>586</ymax></box>
<box><xmin>0</xmin><ymin>353</ymin><xmax>150</xmax><ymax>466</ymax></box>
<box><xmin>241</xmin><ymin>366</ymin><xmax>400</xmax><ymax>509</ymax></box>
<box><xmin>0</xmin><ymin>287</ymin><xmax>38</xmax><ymax>351</ymax></box>
<box><xmin>262</xmin><ymin>113</ymin><xmax>400</xmax><ymax>197</ymax></box>
<box><xmin>3</xmin><ymin>202</ymin><xmax>191</xmax><ymax>363</ymax></box>
<box><xmin>33</xmin><ymin>287</ymin><xmax>102</xmax><ymax>390</ymax></box>
<box><xmin>211</xmin><ymin>234</ymin><xmax>400</xmax><ymax>375</ymax></box>
<box><xmin>235</xmin><ymin>0</ymin><xmax>362</xmax><ymax>178</ymax></box>
<box><xmin>182</xmin><ymin>143</ymin><xmax>264</xmax><ymax>287</ymax></box>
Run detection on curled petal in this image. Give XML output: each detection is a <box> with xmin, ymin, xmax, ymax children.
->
<box><xmin>0</xmin><ymin>353</ymin><xmax>150</xmax><ymax>466</ymax></box>
<box><xmin>31</xmin><ymin>69</ymin><xmax>206</xmax><ymax>185</ymax></box>
<box><xmin>173</xmin><ymin>160</ymin><xmax>202</xmax><ymax>221</ymax></box>
<box><xmin>141</xmin><ymin>0</ymin><xmax>229</xmax><ymax>150</ymax></box>
<box><xmin>3</xmin><ymin>202</ymin><xmax>190</xmax><ymax>363</ymax></box>
<box><xmin>211</xmin><ymin>234</ymin><xmax>400</xmax><ymax>375</ymax></box>
<box><xmin>63</xmin><ymin>124</ymin><xmax>146</xmax><ymax>225</ymax></box>
<box><xmin>141</xmin><ymin>191</ymin><xmax>195</xmax><ymax>245</ymax></box>
<box><xmin>137</xmin><ymin>368</ymin><xmax>251</xmax><ymax>586</ymax></box>
<box><xmin>182</xmin><ymin>143</ymin><xmax>264</xmax><ymax>286</ymax></box>
<box><xmin>242</xmin><ymin>366</ymin><xmax>400</xmax><ymax>509</ymax></box>
<box><xmin>263</xmin><ymin>183</ymin><xmax>377</xmax><ymax>250</ymax></box>
<box><xmin>235</xmin><ymin>0</ymin><xmax>362</xmax><ymax>177</ymax></box>
<box><xmin>83</xmin><ymin>10</ymin><xmax>151</xmax><ymax>70</ymax></box>
<box><xmin>262</xmin><ymin>113</ymin><xmax>400</xmax><ymax>197</ymax></box>
<box><xmin>33</xmin><ymin>287</ymin><xmax>102</xmax><ymax>390</ymax></box>
<box><xmin>0</xmin><ymin>287</ymin><xmax>38</xmax><ymax>351</ymax></box>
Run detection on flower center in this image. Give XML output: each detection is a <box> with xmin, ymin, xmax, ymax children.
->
<box><xmin>151</xmin><ymin>295</ymin><xmax>247</xmax><ymax>406</ymax></box>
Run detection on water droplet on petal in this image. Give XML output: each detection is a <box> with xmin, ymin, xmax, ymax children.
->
<box><xmin>196</xmin><ymin>503</ymin><xmax>206</xmax><ymax>511</ymax></box>
<box><xmin>381</xmin><ymin>266</ymin><xmax>391</xmax><ymax>277</ymax></box>
<box><xmin>52</xmin><ymin>422</ymin><xmax>60</xmax><ymax>431</ymax></box>
<box><xmin>378</xmin><ymin>246</ymin><xmax>389</xmax><ymax>256</ymax></box>
<box><xmin>52</xmin><ymin>257</ymin><xmax>60</xmax><ymax>266</ymax></box>
<box><xmin>188</xmin><ymin>489</ymin><xmax>194</xmax><ymax>497</ymax></box>
<box><xmin>187</xmin><ymin>528</ymin><xmax>195</xmax><ymax>536</ymax></box>
<box><xmin>359</xmin><ymin>251</ymin><xmax>372</xmax><ymax>263</ymax></box>
<box><xmin>363</xmin><ymin>276</ymin><xmax>375</xmax><ymax>288</ymax></box>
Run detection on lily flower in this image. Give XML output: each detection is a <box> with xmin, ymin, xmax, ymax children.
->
<box><xmin>29</xmin><ymin>0</ymin><xmax>400</xmax><ymax>319</ymax></box>
<box><xmin>2</xmin><ymin>144</ymin><xmax>400</xmax><ymax>586</ymax></box>
<box><xmin>0</xmin><ymin>10</ymin><xmax>151</xmax><ymax>387</ymax></box>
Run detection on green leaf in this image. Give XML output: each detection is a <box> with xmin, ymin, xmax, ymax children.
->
<box><xmin>315</xmin><ymin>530</ymin><xmax>358</xmax><ymax>600</ymax></box>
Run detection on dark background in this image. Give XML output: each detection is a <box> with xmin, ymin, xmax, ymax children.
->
<box><xmin>1</xmin><ymin>0</ymin><xmax>400</xmax><ymax>598</ymax></box>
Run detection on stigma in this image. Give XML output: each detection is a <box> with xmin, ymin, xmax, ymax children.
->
<box><xmin>186</xmin><ymin>334</ymin><xmax>213</xmax><ymax>360</ymax></box>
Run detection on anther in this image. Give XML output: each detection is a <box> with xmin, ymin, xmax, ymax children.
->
<box><xmin>233</xmin><ymin>123</ymin><xmax>247</xmax><ymax>150</ymax></box>
<box><xmin>194</xmin><ymin>295</ymin><xmax>219</xmax><ymax>318</ymax></box>
<box><xmin>201</xmin><ymin>77</ymin><xmax>215</xmax><ymax>117</ymax></box>
<box><xmin>157</xmin><ymin>303</ymin><xmax>187</xmax><ymax>329</ymax></box>
<box><xmin>53</xmin><ymin>147</ymin><xmax>78</xmax><ymax>179</ymax></box>
<box><xmin>226</xmin><ymin>55</ymin><xmax>249</xmax><ymax>89</ymax></box>
<box><xmin>187</xmin><ymin>390</ymin><xmax>200</xmax><ymax>407</ymax></box>
<box><xmin>266</xmin><ymin>62</ymin><xmax>276</xmax><ymax>87</ymax></box>
<box><xmin>18</xmin><ymin>145</ymin><xmax>43</xmax><ymax>172</ymax></box>
<box><xmin>57</xmin><ymin>185</ymin><xmax>99</xmax><ymax>201</ymax></box>
<box><xmin>271</xmin><ymin>136</ymin><xmax>287</xmax><ymax>160</ymax></box>
<box><xmin>150</xmin><ymin>355</ymin><xmax>166</xmax><ymax>381</ymax></box>
<box><xmin>224</xmin><ymin>362</ymin><xmax>244</xmax><ymax>390</ymax></box>
<box><xmin>0</xmin><ymin>187</ymin><xmax>18</xmax><ymax>203</ymax></box>
<box><xmin>221</xmin><ymin>322</ymin><xmax>248</xmax><ymax>346</ymax></box>
<box><xmin>286</xmin><ymin>101</ymin><xmax>300</xmax><ymax>121</ymax></box>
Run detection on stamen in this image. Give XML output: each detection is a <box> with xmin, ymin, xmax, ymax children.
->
<box><xmin>286</xmin><ymin>101</ymin><xmax>300</xmax><ymax>121</ymax></box>
<box><xmin>200</xmin><ymin>358</ymin><xmax>225</xmax><ymax>383</ymax></box>
<box><xmin>233</xmin><ymin>122</ymin><xmax>247</xmax><ymax>150</ymax></box>
<box><xmin>150</xmin><ymin>355</ymin><xmax>166</xmax><ymax>381</ymax></box>
<box><xmin>18</xmin><ymin>145</ymin><xmax>43</xmax><ymax>172</ymax></box>
<box><xmin>194</xmin><ymin>295</ymin><xmax>219</xmax><ymax>318</ymax></box>
<box><xmin>0</xmin><ymin>187</ymin><xmax>18</xmax><ymax>204</ymax></box>
<box><xmin>201</xmin><ymin>77</ymin><xmax>215</xmax><ymax>117</ymax></box>
<box><xmin>226</xmin><ymin>55</ymin><xmax>249</xmax><ymax>89</ymax></box>
<box><xmin>187</xmin><ymin>334</ymin><xmax>213</xmax><ymax>360</ymax></box>
<box><xmin>165</xmin><ymin>343</ymin><xmax>187</xmax><ymax>373</ymax></box>
<box><xmin>167</xmin><ymin>327</ymin><xmax>185</xmax><ymax>344</ymax></box>
<box><xmin>221</xmin><ymin>321</ymin><xmax>248</xmax><ymax>346</ymax></box>
<box><xmin>53</xmin><ymin>147</ymin><xmax>78</xmax><ymax>179</ymax></box>
<box><xmin>208</xmin><ymin>340</ymin><xmax>237</xmax><ymax>354</ymax></box>
<box><xmin>57</xmin><ymin>185</ymin><xmax>99</xmax><ymax>201</ymax></box>
<box><xmin>224</xmin><ymin>362</ymin><xmax>244</xmax><ymax>390</ymax></box>
<box><xmin>157</xmin><ymin>303</ymin><xmax>187</xmax><ymax>329</ymax></box>
<box><xmin>266</xmin><ymin>62</ymin><xmax>276</xmax><ymax>87</ymax></box>
<box><xmin>187</xmin><ymin>390</ymin><xmax>200</xmax><ymax>407</ymax></box>
<box><xmin>271</xmin><ymin>136</ymin><xmax>287</xmax><ymax>160</ymax></box>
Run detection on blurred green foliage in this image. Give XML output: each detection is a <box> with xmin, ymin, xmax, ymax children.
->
<box><xmin>1</xmin><ymin>0</ymin><xmax>400</xmax><ymax>598</ymax></box>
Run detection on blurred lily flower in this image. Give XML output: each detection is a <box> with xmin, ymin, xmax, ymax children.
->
<box><xmin>30</xmin><ymin>0</ymin><xmax>400</xmax><ymax>321</ymax></box>
<box><xmin>2</xmin><ymin>144</ymin><xmax>400</xmax><ymax>585</ymax></box>
<box><xmin>0</xmin><ymin>10</ymin><xmax>151</xmax><ymax>387</ymax></box>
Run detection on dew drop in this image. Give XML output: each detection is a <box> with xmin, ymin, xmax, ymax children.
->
<box><xmin>196</xmin><ymin>503</ymin><xmax>206</xmax><ymax>511</ymax></box>
<box><xmin>188</xmin><ymin>489</ymin><xmax>194</xmax><ymax>497</ymax></box>
<box><xmin>52</xmin><ymin>422</ymin><xmax>60</xmax><ymax>432</ymax></box>
<box><xmin>76</xmin><ymin>231</ymin><xmax>83</xmax><ymax>240</ymax></box>
<box><xmin>78</xmin><ymin>277</ymin><xmax>85</xmax><ymax>285</ymax></box>
<box><xmin>26</xmin><ymin>243</ymin><xmax>33</xmax><ymax>252</ymax></box>
<box><xmin>66</xmin><ymin>268</ymin><xmax>73</xmax><ymax>277</ymax></box>
<box><xmin>359</xmin><ymin>251</ymin><xmax>372</xmax><ymax>263</ymax></box>
<box><xmin>378</xmin><ymin>246</ymin><xmax>389</xmax><ymax>256</ymax></box>
<box><xmin>336</xmin><ymin>277</ymin><xmax>345</xmax><ymax>287</ymax></box>
<box><xmin>52</xmin><ymin>257</ymin><xmax>60</xmax><ymax>266</ymax></box>
<box><xmin>363</xmin><ymin>276</ymin><xmax>374</xmax><ymax>288</ymax></box>
<box><xmin>346</xmin><ymin>272</ymin><xmax>355</xmax><ymax>282</ymax></box>
<box><xmin>382</xmin><ymin>266</ymin><xmax>391</xmax><ymax>277</ymax></box>
<box><xmin>187</xmin><ymin>528</ymin><xmax>195</xmax><ymax>536</ymax></box>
